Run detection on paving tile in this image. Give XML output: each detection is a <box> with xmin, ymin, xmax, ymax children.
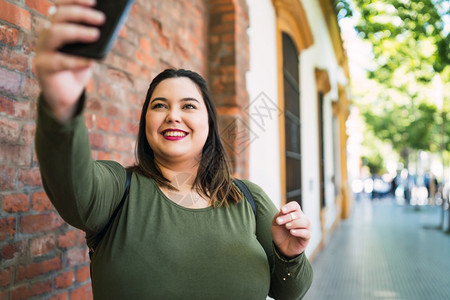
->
<box><xmin>304</xmin><ymin>199</ymin><xmax>450</xmax><ymax>300</ymax></box>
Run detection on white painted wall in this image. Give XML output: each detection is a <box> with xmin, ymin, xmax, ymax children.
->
<box><xmin>299</xmin><ymin>0</ymin><xmax>349</xmax><ymax>254</ymax></box>
<box><xmin>246</xmin><ymin>0</ymin><xmax>281</xmax><ymax>208</ymax></box>
<box><xmin>246</xmin><ymin>0</ymin><xmax>348</xmax><ymax>257</ymax></box>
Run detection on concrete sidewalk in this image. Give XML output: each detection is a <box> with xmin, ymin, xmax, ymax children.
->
<box><xmin>304</xmin><ymin>199</ymin><xmax>450</xmax><ymax>300</ymax></box>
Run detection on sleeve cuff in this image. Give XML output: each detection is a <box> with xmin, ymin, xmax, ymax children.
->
<box><xmin>37</xmin><ymin>91</ymin><xmax>87</xmax><ymax>132</ymax></box>
<box><xmin>273</xmin><ymin>243</ymin><xmax>305</xmax><ymax>265</ymax></box>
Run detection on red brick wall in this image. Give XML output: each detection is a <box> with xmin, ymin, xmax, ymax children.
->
<box><xmin>208</xmin><ymin>0</ymin><xmax>250</xmax><ymax>177</ymax></box>
<box><xmin>0</xmin><ymin>0</ymin><xmax>249</xmax><ymax>298</ymax></box>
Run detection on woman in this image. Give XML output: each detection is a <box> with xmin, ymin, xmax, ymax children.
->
<box><xmin>34</xmin><ymin>1</ymin><xmax>313</xmax><ymax>299</ymax></box>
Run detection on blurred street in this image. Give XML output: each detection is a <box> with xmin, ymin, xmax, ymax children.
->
<box><xmin>304</xmin><ymin>198</ymin><xmax>450</xmax><ymax>300</ymax></box>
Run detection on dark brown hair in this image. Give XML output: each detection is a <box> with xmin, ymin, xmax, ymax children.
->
<box><xmin>129</xmin><ymin>69</ymin><xmax>241</xmax><ymax>207</ymax></box>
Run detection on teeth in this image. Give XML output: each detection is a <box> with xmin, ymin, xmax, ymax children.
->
<box><xmin>164</xmin><ymin>131</ymin><xmax>187</xmax><ymax>137</ymax></box>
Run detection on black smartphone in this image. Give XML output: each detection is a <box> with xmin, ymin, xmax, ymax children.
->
<box><xmin>59</xmin><ymin>0</ymin><xmax>135</xmax><ymax>59</ymax></box>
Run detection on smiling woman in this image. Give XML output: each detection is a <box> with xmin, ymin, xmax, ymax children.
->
<box><xmin>131</xmin><ymin>69</ymin><xmax>242</xmax><ymax>209</ymax></box>
<box><xmin>33</xmin><ymin>1</ymin><xmax>313</xmax><ymax>299</ymax></box>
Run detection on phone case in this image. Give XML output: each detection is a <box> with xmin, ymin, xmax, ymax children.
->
<box><xmin>59</xmin><ymin>0</ymin><xmax>135</xmax><ymax>59</ymax></box>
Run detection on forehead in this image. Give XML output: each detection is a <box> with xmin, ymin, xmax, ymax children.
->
<box><xmin>152</xmin><ymin>77</ymin><xmax>203</xmax><ymax>100</ymax></box>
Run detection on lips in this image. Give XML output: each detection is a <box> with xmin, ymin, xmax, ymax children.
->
<box><xmin>161</xmin><ymin>129</ymin><xmax>188</xmax><ymax>140</ymax></box>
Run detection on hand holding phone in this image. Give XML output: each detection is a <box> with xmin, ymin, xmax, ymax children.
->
<box><xmin>59</xmin><ymin>0</ymin><xmax>135</xmax><ymax>59</ymax></box>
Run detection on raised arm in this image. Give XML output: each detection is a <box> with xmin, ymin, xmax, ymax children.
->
<box><xmin>34</xmin><ymin>0</ymin><xmax>127</xmax><ymax>234</ymax></box>
<box><xmin>34</xmin><ymin>0</ymin><xmax>105</xmax><ymax>122</ymax></box>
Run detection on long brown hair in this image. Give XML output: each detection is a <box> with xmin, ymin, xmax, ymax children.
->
<box><xmin>129</xmin><ymin>69</ymin><xmax>241</xmax><ymax>207</ymax></box>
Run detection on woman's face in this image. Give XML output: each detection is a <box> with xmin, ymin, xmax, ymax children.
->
<box><xmin>145</xmin><ymin>77</ymin><xmax>209</xmax><ymax>165</ymax></box>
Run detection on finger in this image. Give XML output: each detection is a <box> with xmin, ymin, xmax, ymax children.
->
<box><xmin>285</xmin><ymin>218</ymin><xmax>310</xmax><ymax>230</ymax></box>
<box><xmin>280</xmin><ymin>201</ymin><xmax>302</xmax><ymax>215</ymax></box>
<box><xmin>275</xmin><ymin>212</ymin><xmax>301</xmax><ymax>225</ymax></box>
<box><xmin>35</xmin><ymin>52</ymin><xmax>94</xmax><ymax>74</ymax></box>
<box><xmin>50</xmin><ymin>5</ymin><xmax>105</xmax><ymax>26</ymax></box>
<box><xmin>41</xmin><ymin>23</ymin><xmax>100</xmax><ymax>51</ymax></box>
<box><xmin>289</xmin><ymin>228</ymin><xmax>311</xmax><ymax>240</ymax></box>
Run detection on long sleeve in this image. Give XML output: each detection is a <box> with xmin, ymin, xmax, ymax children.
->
<box><xmin>35</xmin><ymin>93</ymin><xmax>127</xmax><ymax>235</ymax></box>
<box><xmin>242</xmin><ymin>180</ymin><xmax>313</xmax><ymax>299</ymax></box>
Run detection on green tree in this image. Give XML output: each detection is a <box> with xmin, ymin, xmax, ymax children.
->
<box><xmin>335</xmin><ymin>0</ymin><xmax>450</xmax><ymax>169</ymax></box>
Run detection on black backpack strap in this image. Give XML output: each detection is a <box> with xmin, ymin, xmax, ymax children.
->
<box><xmin>89</xmin><ymin>170</ymin><xmax>131</xmax><ymax>258</ymax></box>
<box><xmin>233</xmin><ymin>179</ymin><xmax>257</xmax><ymax>218</ymax></box>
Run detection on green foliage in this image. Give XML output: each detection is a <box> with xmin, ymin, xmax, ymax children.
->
<box><xmin>352</xmin><ymin>0</ymin><xmax>448</xmax><ymax>83</ymax></box>
<box><xmin>336</xmin><ymin>0</ymin><xmax>450</xmax><ymax>164</ymax></box>
<box><xmin>361</xmin><ymin>99</ymin><xmax>438</xmax><ymax>153</ymax></box>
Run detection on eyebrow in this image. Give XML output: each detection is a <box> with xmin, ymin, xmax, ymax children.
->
<box><xmin>150</xmin><ymin>97</ymin><xmax>200</xmax><ymax>104</ymax></box>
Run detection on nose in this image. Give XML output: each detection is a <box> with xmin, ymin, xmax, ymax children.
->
<box><xmin>165</xmin><ymin>108</ymin><xmax>181</xmax><ymax>123</ymax></box>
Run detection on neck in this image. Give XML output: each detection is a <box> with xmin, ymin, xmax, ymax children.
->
<box><xmin>155</xmin><ymin>159</ymin><xmax>200</xmax><ymax>189</ymax></box>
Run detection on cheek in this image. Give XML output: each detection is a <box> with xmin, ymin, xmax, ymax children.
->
<box><xmin>196</xmin><ymin>115</ymin><xmax>209</xmax><ymax>141</ymax></box>
<box><xmin>145</xmin><ymin>113</ymin><xmax>160</xmax><ymax>142</ymax></box>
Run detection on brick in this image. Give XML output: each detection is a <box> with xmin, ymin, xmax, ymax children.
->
<box><xmin>54</xmin><ymin>271</ymin><xmax>74</xmax><ymax>289</ymax></box>
<box><xmin>96</xmin><ymin>115</ymin><xmax>110</xmax><ymax>131</ymax></box>
<box><xmin>126</xmin><ymin>59</ymin><xmax>141</xmax><ymax>76</ymax></box>
<box><xmin>18</xmin><ymin>167</ymin><xmax>41</xmax><ymax>188</ymax></box>
<box><xmin>84</xmin><ymin>112</ymin><xmax>94</xmax><ymax>130</ymax></box>
<box><xmin>25</xmin><ymin>0</ymin><xmax>53</xmax><ymax>17</ymax></box>
<box><xmin>16</xmin><ymin>256</ymin><xmax>61</xmax><ymax>281</ymax></box>
<box><xmin>22</xmin><ymin>31</ymin><xmax>36</xmax><ymax>54</ymax></box>
<box><xmin>31</xmin><ymin>191</ymin><xmax>53</xmax><ymax>212</ymax></box>
<box><xmin>222</xmin><ymin>13</ymin><xmax>236</xmax><ymax>23</ymax></box>
<box><xmin>88</xmin><ymin>132</ymin><xmax>105</xmax><ymax>150</ymax></box>
<box><xmin>106</xmin><ymin>135</ymin><xmax>135</xmax><ymax>152</ymax></box>
<box><xmin>76</xmin><ymin>265</ymin><xmax>90</xmax><ymax>283</ymax></box>
<box><xmin>0</xmin><ymin>117</ymin><xmax>20</xmax><ymax>143</ymax></box>
<box><xmin>0</xmin><ymin>68</ymin><xmax>21</xmax><ymax>95</ymax></box>
<box><xmin>115</xmin><ymin>38</ymin><xmax>135</xmax><ymax>58</ymax></box>
<box><xmin>0</xmin><ymin>217</ymin><xmax>16</xmax><ymax>241</ymax></box>
<box><xmin>86</xmin><ymin>78</ymin><xmax>95</xmax><ymax>93</ymax></box>
<box><xmin>105</xmin><ymin>103</ymin><xmax>119</xmax><ymax>117</ymax></box>
<box><xmin>0</xmin><ymin>266</ymin><xmax>13</xmax><ymax>287</ymax></box>
<box><xmin>97</xmin><ymin>82</ymin><xmax>113</xmax><ymax>99</ymax></box>
<box><xmin>112</xmin><ymin>119</ymin><xmax>131</xmax><ymax>135</ymax></box>
<box><xmin>0</xmin><ymin>1</ymin><xmax>31</xmax><ymax>30</ymax></box>
<box><xmin>1</xmin><ymin>239</ymin><xmax>27</xmax><ymax>261</ymax></box>
<box><xmin>0</xmin><ymin>24</ymin><xmax>20</xmax><ymax>47</ymax></box>
<box><xmin>97</xmin><ymin>151</ymin><xmax>112</xmax><ymax>160</ymax></box>
<box><xmin>70</xmin><ymin>283</ymin><xmax>93</xmax><ymax>300</ymax></box>
<box><xmin>0</xmin><ymin>46</ymin><xmax>29</xmax><ymax>72</ymax></box>
<box><xmin>31</xmin><ymin>14</ymin><xmax>48</xmax><ymax>35</ymax></box>
<box><xmin>11</xmin><ymin>279</ymin><xmax>52</xmax><ymax>300</ymax></box>
<box><xmin>30</xmin><ymin>234</ymin><xmax>54</xmax><ymax>256</ymax></box>
<box><xmin>139</xmin><ymin>37</ymin><xmax>151</xmax><ymax>53</ymax></box>
<box><xmin>0</xmin><ymin>96</ymin><xmax>28</xmax><ymax>118</ymax></box>
<box><xmin>3</xmin><ymin>193</ymin><xmax>30</xmax><ymax>213</ymax></box>
<box><xmin>0</xmin><ymin>164</ymin><xmax>15</xmax><ymax>190</ymax></box>
<box><xmin>20</xmin><ymin>212</ymin><xmax>64</xmax><ymax>234</ymax></box>
<box><xmin>86</xmin><ymin>96</ymin><xmax>102</xmax><ymax>111</ymax></box>
<box><xmin>21</xmin><ymin>76</ymin><xmax>40</xmax><ymax>99</ymax></box>
<box><xmin>0</xmin><ymin>290</ymin><xmax>7</xmax><ymax>300</ymax></box>
<box><xmin>17</xmin><ymin>122</ymin><xmax>35</xmax><ymax>145</ymax></box>
<box><xmin>119</xmin><ymin>25</ymin><xmax>127</xmax><ymax>38</ymax></box>
<box><xmin>65</xmin><ymin>247</ymin><xmax>89</xmax><ymax>267</ymax></box>
<box><xmin>48</xmin><ymin>292</ymin><xmax>69</xmax><ymax>300</ymax></box>
<box><xmin>57</xmin><ymin>230</ymin><xmax>77</xmax><ymax>249</ymax></box>
<box><xmin>75</xmin><ymin>229</ymin><xmax>87</xmax><ymax>245</ymax></box>
<box><xmin>0</xmin><ymin>95</ymin><xmax>14</xmax><ymax>115</ymax></box>
<box><xmin>0</xmin><ymin>143</ymin><xmax>32</xmax><ymax>166</ymax></box>
<box><xmin>210</xmin><ymin>4</ymin><xmax>235</xmax><ymax>14</ymax></box>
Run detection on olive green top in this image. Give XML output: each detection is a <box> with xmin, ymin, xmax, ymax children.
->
<box><xmin>35</xmin><ymin>95</ymin><xmax>313</xmax><ymax>299</ymax></box>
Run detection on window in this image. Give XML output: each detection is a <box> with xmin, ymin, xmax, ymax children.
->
<box><xmin>282</xmin><ymin>33</ymin><xmax>302</xmax><ymax>206</ymax></box>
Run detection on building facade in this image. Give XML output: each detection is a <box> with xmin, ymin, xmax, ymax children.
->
<box><xmin>0</xmin><ymin>0</ymin><xmax>352</xmax><ymax>298</ymax></box>
<box><xmin>245</xmin><ymin>0</ymin><xmax>352</xmax><ymax>259</ymax></box>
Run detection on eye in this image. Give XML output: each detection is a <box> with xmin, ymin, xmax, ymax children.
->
<box><xmin>151</xmin><ymin>103</ymin><xmax>167</xmax><ymax>109</ymax></box>
<box><xmin>183</xmin><ymin>103</ymin><xmax>196</xmax><ymax>109</ymax></box>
